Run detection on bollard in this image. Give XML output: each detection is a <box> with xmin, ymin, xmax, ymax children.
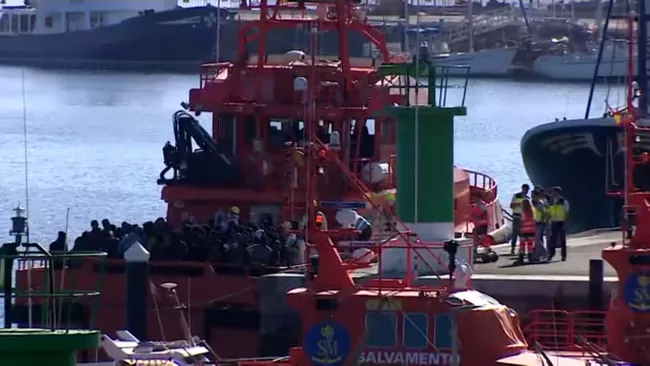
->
<box><xmin>1</xmin><ymin>243</ymin><xmax>18</xmax><ymax>328</ymax></box>
<box><xmin>588</xmin><ymin>259</ymin><xmax>604</xmax><ymax>310</ymax></box>
<box><xmin>124</xmin><ymin>241</ymin><xmax>150</xmax><ymax>339</ymax></box>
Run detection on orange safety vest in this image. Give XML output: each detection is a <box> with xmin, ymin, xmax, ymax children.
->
<box><xmin>520</xmin><ymin>211</ymin><xmax>536</xmax><ymax>235</ymax></box>
<box><xmin>471</xmin><ymin>201</ymin><xmax>488</xmax><ymax>226</ymax></box>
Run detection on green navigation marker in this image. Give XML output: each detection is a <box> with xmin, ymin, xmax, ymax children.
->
<box><xmin>378</xmin><ymin>62</ymin><xmax>469</xmax><ymax>275</ymax></box>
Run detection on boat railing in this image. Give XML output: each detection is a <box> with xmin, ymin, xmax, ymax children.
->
<box><xmin>199</xmin><ymin>62</ymin><xmax>231</xmax><ymax>89</ymax></box>
<box><xmin>465</xmin><ymin>168</ymin><xmax>498</xmax><ymax>203</ymax></box>
<box><xmin>437</xmin><ymin>7</ymin><xmax>521</xmax><ymax>45</ymax></box>
<box><xmin>522</xmin><ymin>309</ymin><xmax>607</xmax><ymax>351</ymax></box>
<box><xmin>388</xmin><ymin>154</ymin><xmax>396</xmax><ymax>187</ymax></box>
<box><xmin>340</xmin><ymin>235</ymin><xmax>474</xmax><ymax>284</ymax></box>
<box><xmin>16</xmin><ymin>256</ymin><xmax>302</xmax><ymax>278</ymax></box>
<box><xmin>2</xmin><ymin>244</ymin><xmax>107</xmax><ymax>330</ymax></box>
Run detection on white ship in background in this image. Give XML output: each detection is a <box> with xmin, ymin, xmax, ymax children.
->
<box><xmin>532</xmin><ymin>42</ymin><xmax>632</xmax><ymax>81</ymax></box>
<box><xmin>431</xmin><ymin>46</ymin><xmax>518</xmax><ymax>76</ymax></box>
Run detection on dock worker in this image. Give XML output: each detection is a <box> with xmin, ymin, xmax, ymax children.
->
<box><xmin>517</xmin><ymin>198</ymin><xmax>536</xmax><ymax>265</ymax></box>
<box><xmin>509</xmin><ymin>184</ymin><xmax>530</xmax><ymax>255</ymax></box>
<box><xmin>531</xmin><ymin>188</ymin><xmax>549</xmax><ymax>260</ymax></box>
<box><xmin>547</xmin><ymin>186</ymin><xmax>569</xmax><ymax>262</ymax></box>
<box><xmin>470</xmin><ymin>194</ymin><xmax>489</xmax><ymax>248</ymax></box>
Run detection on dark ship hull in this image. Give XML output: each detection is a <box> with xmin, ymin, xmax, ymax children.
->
<box><xmin>0</xmin><ymin>6</ymin><xmax>234</xmax><ymax>72</ymax></box>
<box><xmin>521</xmin><ymin>117</ymin><xmax>650</xmax><ymax>233</ymax></box>
<box><xmin>0</xmin><ymin>6</ymin><xmax>404</xmax><ymax>72</ymax></box>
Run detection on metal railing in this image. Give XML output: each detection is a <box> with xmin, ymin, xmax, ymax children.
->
<box><xmin>522</xmin><ymin>309</ymin><xmax>607</xmax><ymax>351</ymax></box>
<box><xmin>3</xmin><ymin>243</ymin><xmax>107</xmax><ymax>331</ymax></box>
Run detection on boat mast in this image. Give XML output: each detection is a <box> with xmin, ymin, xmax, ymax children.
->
<box><xmin>584</xmin><ymin>0</ymin><xmax>615</xmax><ymax>119</ymax></box>
<box><xmin>467</xmin><ymin>0</ymin><xmax>473</xmax><ymax>52</ymax></box>
<box><xmin>403</xmin><ymin>0</ymin><xmax>409</xmax><ymax>53</ymax></box>
<box><xmin>636</xmin><ymin>0</ymin><xmax>648</xmax><ymax>115</ymax></box>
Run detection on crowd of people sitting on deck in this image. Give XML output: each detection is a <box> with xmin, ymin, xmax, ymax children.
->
<box><xmin>49</xmin><ymin>207</ymin><xmax>304</xmax><ymax>266</ymax></box>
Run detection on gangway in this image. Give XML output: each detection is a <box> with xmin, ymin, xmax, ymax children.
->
<box><xmin>437</xmin><ymin>7</ymin><xmax>523</xmax><ymax>46</ymax></box>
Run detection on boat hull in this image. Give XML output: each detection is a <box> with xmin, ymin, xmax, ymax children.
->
<box><xmin>432</xmin><ymin>48</ymin><xmax>518</xmax><ymax>77</ymax></box>
<box><xmin>532</xmin><ymin>55</ymin><xmax>631</xmax><ymax>81</ymax></box>
<box><xmin>521</xmin><ymin>117</ymin><xmax>650</xmax><ymax>233</ymax></box>
<box><xmin>521</xmin><ymin>118</ymin><xmax>618</xmax><ymax>233</ymax></box>
<box><xmin>0</xmin><ymin>6</ymin><xmax>403</xmax><ymax>72</ymax></box>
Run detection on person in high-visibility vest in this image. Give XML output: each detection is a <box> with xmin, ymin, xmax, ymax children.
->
<box><xmin>314</xmin><ymin>211</ymin><xmax>327</xmax><ymax>230</ymax></box>
<box><xmin>531</xmin><ymin>188</ymin><xmax>549</xmax><ymax>261</ymax></box>
<box><xmin>517</xmin><ymin>198</ymin><xmax>536</xmax><ymax>264</ymax></box>
<box><xmin>509</xmin><ymin>184</ymin><xmax>530</xmax><ymax>255</ymax></box>
<box><xmin>547</xmin><ymin>186</ymin><xmax>569</xmax><ymax>262</ymax></box>
<box><xmin>471</xmin><ymin>194</ymin><xmax>489</xmax><ymax>248</ymax></box>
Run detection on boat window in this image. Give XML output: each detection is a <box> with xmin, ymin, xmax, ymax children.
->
<box><xmin>45</xmin><ymin>16</ymin><xmax>53</xmax><ymax>28</ymax></box>
<box><xmin>403</xmin><ymin>313</ymin><xmax>428</xmax><ymax>348</ymax></box>
<box><xmin>10</xmin><ymin>14</ymin><xmax>18</xmax><ymax>32</ymax></box>
<box><xmin>434</xmin><ymin>313</ymin><xmax>453</xmax><ymax>349</ymax></box>
<box><xmin>268</xmin><ymin>120</ymin><xmax>285</xmax><ymax>148</ymax></box>
<box><xmin>19</xmin><ymin>14</ymin><xmax>29</xmax><ymax>32</ymax></box>
<box><xmin>381</xmin><ymin>119</ymin><xmax>394</xmax><ymax>144</ymax></box>
<box><xmin>365</xmin><ymin>311</ymin><xmax>397</xmax><ymax>348</ymax></box>
<box><xmin>217</xmin><ymin>114</ymin><xmax>234</xmax><ymax>154</ymax></box>
<box><xmin>0</xmin><ymin>14</ymin><xmax>8</xmax><ymax>32</ymax></box>
<box><xmin>90</xmin><ymin>12</ymin><xmax>104</xmax><ymax>28</ymax></box>
<box><xmin>244</xmin><ymin>115</ymin><xmax>256</xmax><ymax>144</ymax></box>
<box><xmin>29</xmin><ymin>14</ymin><xmax>35</xmax><ymax>31</ymax></box>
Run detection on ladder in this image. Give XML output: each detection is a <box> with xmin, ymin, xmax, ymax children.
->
<box><xmin>281</xmin><ymin>145</ymin><xmax>304</xmax><ymax>225</ymax></box>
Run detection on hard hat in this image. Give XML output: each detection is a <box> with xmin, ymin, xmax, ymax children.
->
<box><xmin>230</xmin><ymin>206</ymin><xmax>240</xmax><ymax>214</ymax></box>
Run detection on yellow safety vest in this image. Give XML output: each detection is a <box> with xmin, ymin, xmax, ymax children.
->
<box><xmin>510</xmin><ymin>193</ymin><xmax>526</xmax><ymax>215</ymax></box>
<box><xmin>535</xmin><ymin>200</ymin><xmax>548</xmax><ymax>222</ymax></box>
<box><xmin>548</xmin><ymin>198</ymin><xmax>567</xmax><ymax>222</ymax></box>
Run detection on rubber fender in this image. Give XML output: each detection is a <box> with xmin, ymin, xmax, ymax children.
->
<box><xmin>488</xmin><ymin>220</ymin><xmax>512</xmax><ymax>244</ymax></box>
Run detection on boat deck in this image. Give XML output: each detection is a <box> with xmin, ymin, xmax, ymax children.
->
<box><xmin>476</xmin><ymin>229</ymin><xmax>621</xmax><ymax>276</ymax></box>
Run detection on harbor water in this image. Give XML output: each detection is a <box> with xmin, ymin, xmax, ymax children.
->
<box><xmin>0</xmin><ymin>65</ymin><xmax>624</xmax><ymax>245</ymax></box>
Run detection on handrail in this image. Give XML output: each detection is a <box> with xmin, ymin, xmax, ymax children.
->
<box><xmin>522</xmin><ymin>309</ymin><xmax>607</xmax><ymax>351</ymax></box>
<box><xmin>3</xmin><ymin>249</ymin><xmax>107</xmax><ymax>331</ymax></box>
<box><xmin>388</xmin><ymin>154</ymin><xmax>396</xmax><ymax>187</ymax></box>
<box><xmin>464</xmin><ymin>168</ymin><xmax>498</xmax><ymax>203</ymax></box>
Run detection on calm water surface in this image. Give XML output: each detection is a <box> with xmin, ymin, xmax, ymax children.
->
<box><xmin>0</xmin><ymin>66</ymin><xmax>623</xmax><ymax>243</ymax></box>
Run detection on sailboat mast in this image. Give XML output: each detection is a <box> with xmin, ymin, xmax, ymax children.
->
<box><xmin>637</xmin><ymin>0</ymin><xmax>648</xmax><ymax>115</ymax></box>
<box><xmin>467</xmin><ymin>0</ymin><xmax>473</xmax><ymax>52</ymax></box>
<box><xmin>404</xmin><ymin>0</ymin><xmax>410</xmax><ymax>53</ymax></box>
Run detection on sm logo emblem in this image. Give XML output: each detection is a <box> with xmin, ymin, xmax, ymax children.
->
<box><xmin>303</xmin><ymin>321</ymin><xmax>351</xmax><ymax>366</ymax></box>
<box><xmin>623</xmin><ymin>272</ymin><xmax>650</xmax><ymax>312</ymax></box>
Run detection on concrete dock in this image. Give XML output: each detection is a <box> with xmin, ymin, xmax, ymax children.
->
<box><xmin>476</xmin><ymin>229</ymin><xmax>621</xmax><ymax>276</ymax></box>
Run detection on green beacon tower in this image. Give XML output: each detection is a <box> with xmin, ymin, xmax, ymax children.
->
<box><xmin>0</xmin><ymin>206</ymin><xmax>106</xmax><ymax>366</ymax></box>
<box><xmin>378</xmin><ymin>62</ymin><xmax>468</xmax><ymax>276</ymax></box>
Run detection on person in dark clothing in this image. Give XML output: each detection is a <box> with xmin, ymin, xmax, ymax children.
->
<box><xmin>49</xmin><ymin>231</ymin><xmax>66</xmax><ymax>252</ymax></box>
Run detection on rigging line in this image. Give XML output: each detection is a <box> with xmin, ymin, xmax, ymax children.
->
<box><xmin>21</xmin><ymin>68</ymin><xmax>30</xmax><ymax>235</ymax></box>
<box><xmin>414</xmin><ymin>0</ymin><xmax>421</xmax><ymax>224</ymax></box>
<box><xmin>585</xmin><ymin>0</ymin><xmax>616</xmax><ymax>119</ymax></box>
<box><xmin>21</xmin><ymin>67</ymin><xmax>34</xmax><ymax>328</ymax></box>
